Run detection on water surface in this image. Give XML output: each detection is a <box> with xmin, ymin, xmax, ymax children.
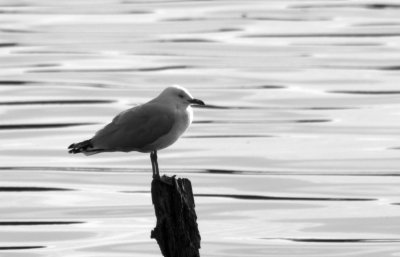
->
<box><xmin>1</xmin><ymin>0</ymin><xmax>400</xmax><ymax>256</ymax></box>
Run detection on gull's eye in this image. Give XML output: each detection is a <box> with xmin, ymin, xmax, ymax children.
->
<box><xmin>178</xmin><ymin>94</ymin><xmax>184</xmax><ymax>98</ymax></box>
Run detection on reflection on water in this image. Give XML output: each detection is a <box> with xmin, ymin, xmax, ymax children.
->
<box><xmin>1</xmin><ymin>0</ymin><xmax>400</xmax><ymax>256</ymax></box>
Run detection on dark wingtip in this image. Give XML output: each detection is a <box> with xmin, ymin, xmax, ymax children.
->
<box><xmin>68</xmin><ymin>139</ymin><xmax>93</xmax><ymax>154</ymax></box>
<box><xmin>68</xmin><ymin>148</ymin><xmax>80</xmax><ymax>154</ymax></box>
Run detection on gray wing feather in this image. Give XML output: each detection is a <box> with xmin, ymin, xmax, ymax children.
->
<box><xmin>92</xmin><ymin>104</ymin><xmax>174</xmax><ymax>151</ymax></box>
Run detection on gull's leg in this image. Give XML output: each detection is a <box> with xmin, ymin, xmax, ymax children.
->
<box><xmin>154</xmin><ymin>150</ymin><xmax>159</xmax><ymax>177</ymax></box>
<box><xmin>150</xmin><ymin>151</ymin><xmax>160</xmax><ymax>179</ymax></box>
<box><xmin>150</xmin><ymin>151</ymin><xmax>156</xmax><ymax>178</ymax></box>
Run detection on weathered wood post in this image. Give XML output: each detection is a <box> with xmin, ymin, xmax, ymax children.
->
<box><xmin>151</xmin><ymin>175</ymin><xmax>201</xmax><ymax>257</ymax></box>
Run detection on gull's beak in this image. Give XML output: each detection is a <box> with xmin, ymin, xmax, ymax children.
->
<box><xmin>188</xmin><ymin>98</ymin><xmax>205</xmax><ymax>106</ymax></box>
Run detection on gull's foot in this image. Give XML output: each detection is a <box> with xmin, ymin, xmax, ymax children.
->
<box><xmin>153</xmin><ymin>173</ymin><xmax>161</xmax><ymax>180</ymax></box>
<box><xmin>157</xmin><ymin>175</ymin><xmax>174</xmax><ymax>185</ymax></box>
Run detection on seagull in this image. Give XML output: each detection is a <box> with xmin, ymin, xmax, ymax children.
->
<box><xmin>68</xmin><ymin>85</ymin><xmax>205</xmax><ymax>178</ymax></box>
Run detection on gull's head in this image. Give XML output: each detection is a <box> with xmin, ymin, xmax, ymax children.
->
<box><xmin>158</xmin><ymin>85</ymin><xmax>205</xmax><ymax>107</ymax></box>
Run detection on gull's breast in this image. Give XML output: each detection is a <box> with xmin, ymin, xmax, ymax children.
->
<box><xmin>143</xmin><ymin>106</ymin><xmax>193</xmax><ymax>152</ymax></box>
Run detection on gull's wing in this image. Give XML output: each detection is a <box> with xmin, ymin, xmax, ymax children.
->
<box><xmin>92</xmin><ymin>103</ymin><xmax>174</xmax><ymax>152</ymax></box>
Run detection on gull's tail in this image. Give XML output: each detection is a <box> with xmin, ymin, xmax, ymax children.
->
<box><xmin>68</xmin><ymin>139</ymin><xmax>102</xmax><ymax>155</ymax></box>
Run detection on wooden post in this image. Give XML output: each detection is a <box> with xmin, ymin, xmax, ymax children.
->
<box><xmin>151</xmin><ymin>175</ymin><xmax>201</xmax><ymax>257</ymax></box>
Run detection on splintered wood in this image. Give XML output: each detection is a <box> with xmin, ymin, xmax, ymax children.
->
<box><xmin>151</xmin><ymin>175</ymin><xmax>201</xmax><ymax>257</ymax></box>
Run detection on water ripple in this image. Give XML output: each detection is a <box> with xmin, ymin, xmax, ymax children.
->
<box><xmin>122</xmin><ymin>190</ymin><xmax>375</xmax><ymax>201</ymax></box>
<box><xmin>330</xmin><ymin>90</ymin><xmax>400</xmax><ymax>95</ymax></box>
<box><xmin>291</xmin><ymin>3</ymin><xmax>400</xmax><ymax>10</ymax></box>
<box><xmin>155</xmin><ymin>38</ymin><xmax>217</xmax><ymax>43</ymax></box>
<box><xmin>184</xmin><ymin>134</ymin><xmax>273</xmax><ymax>138</ymax></box>
<box><xmin>0</xmin><ymin>246</ymin><xmax>45</xmax><ymax>250</ymax></box>
<box><xmin>1</xmin><ymin>167</ymin><xmax>399</xmax><ymax>176</ymax></box>
<box><xmin>28</xmin><ymin>65</ymin><xmax>192</xmax><ymax>73</ymax></box>
<box><xmin>263</xmin><ymin>238</ymin><xmax>400</xmax><ymax>243</ymax></box>
<box><xmin>195</xmin><ymin>193</ymin><xmax>375</xmax><ymax>202</ymax></box>
<box><xmin>0</xmin><ymin>43</ymin><xmax>18</xmax><ymax>47</ymax></box>
<box><xmin>0</xmin><ymin>100</ymin><xmax>115</xmax><ymax>106</ymax></box>
<box><xmin>0</xmin><ymin>187</ymin><xmax>73</xmax><ymax>192</ymax></box>
<box><xmin>0</xmin><ymin>80</ymin><xmax>32</xmax><ymax>85</ymax></box>
<box><xmin>242</xmin><ymin>33</ymin><xmax>400</xmax><ymax>38</ymax></box>
<box><xmin>0</xmin><ymin>221</ymin><xmax>83</xmax><ymax>226</ymax></box>
<box><xmin>0</xmin><ymin>123</ymin><xmax>96</xmax><ymax>130</ymax></box>
<box><xmin>295</xmin><ymin>119</ymin><xmax>331</xmax><ymax>123</ymax></box>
